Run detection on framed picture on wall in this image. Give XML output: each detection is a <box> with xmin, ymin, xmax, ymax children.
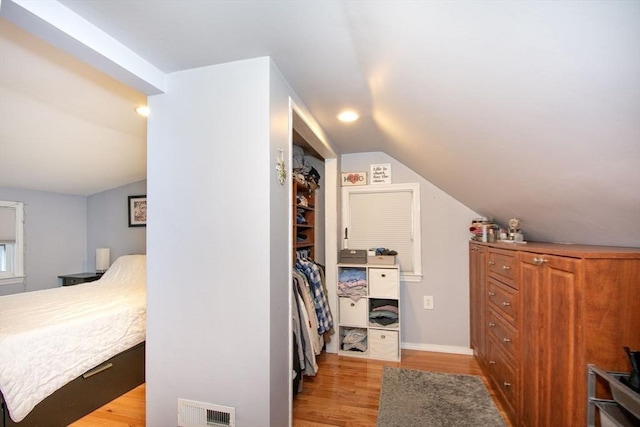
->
<box><xmin>128</xmin><ymin>195</ymin><xmax>147</xmax><ymax>227</ymax></box>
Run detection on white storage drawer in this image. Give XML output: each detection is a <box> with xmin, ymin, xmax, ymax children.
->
<box><xmin>369</xmin><ymin>329</ymin><xmax>399</xmax><ymax>360</ymax></box>
<box><xmin>339</xmin><ymin>297</ymin><xmax>367</xmax><ymax>326</ymax></box>
<box><xmin>368</xmin><ymin>268</ymin><xmax>399</xmax><ymax>298</ymax></box>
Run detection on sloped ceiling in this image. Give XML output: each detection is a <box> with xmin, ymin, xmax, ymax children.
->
<box><xmin>0</xmin><ymin>19</ymin><xmax>147</xmax><ymax>196</ymax></box>
<box><xmin>0</xmin><ymin>1</ymin><xmax>638</xmax><ymax>247</ymax></box>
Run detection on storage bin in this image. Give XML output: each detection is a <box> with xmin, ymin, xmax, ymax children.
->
<box><xmin>611</xmin><ymin>378</ymin><xmax>640</xmax><ymax>418</ymax></box>
<box><xmin>339</xmin><ymin>249</ymin><xmax>367</xmax><ymax>264</ymax></box>
<box><xmin>369</xmin><ymin>268</ymin><xmax>399</xmax><ymax>298</ymax></box>
<box><xmin>339</xmin><ymin>297</ymin><xmax>367</xmax><ymax>326</ymax></box>
<box><xmin>367</xmin><ymin>255</ymin><xmax>395</xmax><ymax>265</ymax></box>
<box><xmin>369</xmin><ymin>329</ymin><xmax>398</xmax><ymax>360</ymax></box>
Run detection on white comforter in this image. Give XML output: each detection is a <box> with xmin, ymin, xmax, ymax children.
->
<box><xmin>0</xmin><ymin>254</ymin><xmax>146</xmax><ymax>422</ymax></box>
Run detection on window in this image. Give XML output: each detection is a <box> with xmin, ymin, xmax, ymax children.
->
<box><xmin>342</xmin><ymin>183</ymin><xmax>422</xmax><ymax>282</ymax></box>
<box><xmin>0</xmin><ymin>201</ymin><xmax>25</xmax><ymax>285</ymax></box>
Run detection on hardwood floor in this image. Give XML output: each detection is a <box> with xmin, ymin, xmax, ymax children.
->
<box><xmin>68</xmin><ymin>384</ymin><xmax>145</xmax><ymax>427</ymax></box>
<box><xmin>71</xmin><ymin>350</ymin><xmax>511</xmax><ymax>426</ymax></box>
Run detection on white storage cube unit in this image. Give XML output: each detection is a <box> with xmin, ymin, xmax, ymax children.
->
<box><xmin>337</xmin><ymin>263</ymin><xmax>401</xmax><ymax>361</ymax></box>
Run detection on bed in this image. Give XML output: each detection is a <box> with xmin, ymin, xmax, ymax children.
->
<box><xmin>0</xmin><ymin>254</ymin><xmax>146</xmax><ymax>426</ymax></box>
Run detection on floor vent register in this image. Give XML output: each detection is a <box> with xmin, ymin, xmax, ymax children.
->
<box><xmin>178</xmin><ymin>399</ymin><xmax>236</xmax><ymax>427</ymax></box>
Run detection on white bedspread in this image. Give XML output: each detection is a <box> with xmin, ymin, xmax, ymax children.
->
<box><xmin>0</xmin><ymin>254</ymin><xmax>146</xmax><ymax>422</ymax></box>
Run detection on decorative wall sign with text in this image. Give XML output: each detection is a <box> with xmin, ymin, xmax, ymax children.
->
<box><xmin>370</xmin><ymin>163</ymin><xmax>392</xmax><ymax>184</ymax></box>
<box><xmin>341</xmin><ymin>172</ymin><xmax>368</xmax><ymax>186</ymax></box>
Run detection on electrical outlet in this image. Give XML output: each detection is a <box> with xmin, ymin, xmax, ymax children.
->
<box><xmin>424</xmin><ymin>295</ymin><xmax>434</xmax><ymax>310</ymax></box>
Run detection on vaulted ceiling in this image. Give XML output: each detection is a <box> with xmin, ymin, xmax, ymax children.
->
<box><xmin>0</xmin><ymin>0</ymin><xmax>638</xmax><ymax>247</ymax></box>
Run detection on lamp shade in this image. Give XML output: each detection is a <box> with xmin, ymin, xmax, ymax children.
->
<box><xmin>96</xmin><ymin>248</ymin><xmax>110</xmax><ymax>272</ymax></box>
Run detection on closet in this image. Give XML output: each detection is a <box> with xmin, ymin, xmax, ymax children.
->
<box><xmin>290</xmin><ymin>109</ymin><xmax>335</xmax><ymax>398</ymax></box>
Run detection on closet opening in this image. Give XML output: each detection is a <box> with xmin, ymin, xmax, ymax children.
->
<box><xmin>289</xmin><ymin>102</ymin><xmax>338</xmax><ymax>423</ymax></box>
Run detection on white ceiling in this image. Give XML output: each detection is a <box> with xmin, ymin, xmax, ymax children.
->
<box><xmin>0</xmin><ymin>0</ymin><xmax>638</xmax><ymax>247</ymax></box>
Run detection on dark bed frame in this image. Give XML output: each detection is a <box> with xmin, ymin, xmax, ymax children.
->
<box><xmin>1</xmin><ymin>341</ymin><xmax>145</xmax><ymax>427</ymax></box>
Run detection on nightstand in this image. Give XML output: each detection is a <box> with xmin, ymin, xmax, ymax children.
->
<box><xmin>58</xmin><ymin>272</ymin><xmax>104</xmax><ymax>286</ymax></box>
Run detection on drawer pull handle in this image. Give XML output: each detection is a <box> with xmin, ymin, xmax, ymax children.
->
<box><xmin>488</xmin><ymin>261</ymin><xmax>496</xmax><ymax>266</ymax></box>
<box><xmin>502</xmin><ymin>265</ymin><xmax>511</xmax><ymax>271</ymax></box>
<box><xmin>82</xmin><ymin>362</ymin><xmax>113</xmax><ymax>379</ymax></box>
<box><xmin>533</xmin><ymin>257</ymin><xmax>548</xmax><ymax>266</ymax></box>
<box><xmin>381</xmin><ymin>335</ymin><xmax>386</xmax><ymax>339</ymax></box>
<box><xmin>488</xmin><ymin>291</ymin><xmax>496</xmax><ymax>297</ymax></box>
<box><xmin>502</xmin><ymin>301</ymin><xmax>511</xmax><ymax>307</ymax></box>
<box><xmin>489</xmin><ymin>360</ymin><xmax>496</xmax><ymax>365</ymax></box>
<box><xmin>381</xmin><ymin>274</ymin><xmax>386</xmax><ymax>278</ymax></box>
<box><xmin>503</xmin><ymin>338</ymin><xmax>511</xmax><ymax>343</ymax></box>
<box><xmin>503</xmin><ymin>381</ymin><xmax>511</xmax><ymax>388</ymax></box>
<box><xmin>350</xmin><ymin>303</ymin><xmax>355</xmax><ymax>307</ymax></box>
<box><xmin>488</xmin><ymin>322</ymin><xmax>496</xmax><ymax>327</ymax></box>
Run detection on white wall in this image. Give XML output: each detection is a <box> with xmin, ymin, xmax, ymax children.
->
<box><xmin>341</xmin><ymin>152</ymin><xmax>479</xmax><ymax>353</ymax></box>
<box><xmin>147</xmin><ymin>57</ymin><xmax>290</xmax><ymax>426</ymax></box>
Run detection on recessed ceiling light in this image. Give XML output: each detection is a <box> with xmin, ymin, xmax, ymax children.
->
<box><xmin>135</xmin><ymin>106</ymin><xmax>150</xmax><ymax>117</ymax></box>
<box><xmin>337</xmin><ymin>110</ymin><xmax>359</xmax><ymax>122</ymax></box>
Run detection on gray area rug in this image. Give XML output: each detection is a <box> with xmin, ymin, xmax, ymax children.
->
<box><xmin>376</xmin><ymin>367</ymin><xmax>506</xmax><ymax>427</ymax></box>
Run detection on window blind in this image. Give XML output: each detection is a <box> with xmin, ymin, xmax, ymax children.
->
<box><xmin>0</xmin><ymin>206</ymin><xmax>16</xmax><ymax>243</ymax></box>
<box><xmin>347</xmin><ymin>191</ymin><xmax>414</xmax><ymax>272</ymax></box>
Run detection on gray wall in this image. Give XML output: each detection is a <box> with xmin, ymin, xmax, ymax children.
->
<box><xmin>341</xmin><ymin>152</ymin><xmax>479</xmax><ymax>352</ymax></box>
<box><xmin>87</xmin><ymin>180</ymin><xmax>146</xmax><ymax>270</ymax></box>
<box><xmin>0</xmin><ymin>186</ymin><xmax>86</xmax><ymax>295</ymax></box>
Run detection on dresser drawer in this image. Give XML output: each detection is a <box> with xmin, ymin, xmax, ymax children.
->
<box><xmin>339</xmin><ymin>297</ymin><xmax>367</xmax><ymax>326</ymax></box>
<box><xmin>488</xmin><ymin>248</ymin><xmax>517</xmax><ymax>289</ymax></box>
<box><xmin>368</xmin><ymin>268</ymin><xmax>399</xmax><ymax>298</ymax></box>
<box><xmin>487</xmin><ymin>277</ymin><xmax>519</xmax><ymax>325</ymax></box>
<box><xmin>487</xmin><ymin>308</ymin><xmax>519</xmax><ymax>358</ymax></box>
<box><xmin>369</xmin><ymin>329</ymin><xmax>399</xmax><ymax>360</ymax></box>
<box><xmin>487</xmin><ymin>338</ymin><xmax>518</xmax><ymax>418</ymax></box>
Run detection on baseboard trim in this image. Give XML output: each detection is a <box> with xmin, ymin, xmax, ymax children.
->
<box><xmin>401</xmin><ymin>342</ymin><xmax>474</xmax><ymax>356</ymax></box>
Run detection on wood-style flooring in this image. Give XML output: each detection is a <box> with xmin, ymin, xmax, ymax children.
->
<box><xmin>70</xmin><ymin>349</ymin><xmax>511</xmax><ymax>427</ymax></box>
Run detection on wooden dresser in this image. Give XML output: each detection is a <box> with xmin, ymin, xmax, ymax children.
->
<box><xmin>469</xmin><ymin>241</ymin><xmax>640</xmax><ymax>426</ymax></box>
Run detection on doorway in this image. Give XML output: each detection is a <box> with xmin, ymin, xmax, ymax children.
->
<box><xmin>289</xmin><ymin>101</ymin><xmax>339</xmax><ymax>425</ymax></box>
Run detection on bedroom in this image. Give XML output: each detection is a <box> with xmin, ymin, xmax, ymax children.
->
<box><xmin>1</xmin><ymin>1</ymin><xmax>638</xmax><ymax>426</ymax></box>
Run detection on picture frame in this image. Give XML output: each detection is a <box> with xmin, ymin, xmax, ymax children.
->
<box><xmin>128</xmin><ymin>195</ymin><xmax>147</xmax><ymax>227</ymax></box>
<box><xmin>341</xmin><ymin>172</ymin><xmax>367</xmax><ymax>186</ymax></box>
<box><xmin>370</xmin><ymin>163</ymin><xmax>392</xmax><ymax>184</ymax></box>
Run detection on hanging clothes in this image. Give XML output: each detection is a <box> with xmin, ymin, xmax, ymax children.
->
<box><xmin>295</xmin><ymin>257</ymin><xmax>333</xmax><ymax>334</ymax></box>
<box><xmin>293</xmin><ymin>270</ymin><xmax>323</xmax><ymax>356</ymax></box>
<box><xmin>291</xmin><ymin>253</ymin><xmax>334</xmax><ymax>396</ymax></box>
<box><xmin>292</xmin><ymin>279</ymin><xmax>319</xmax><ymax>376</ymax></box>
